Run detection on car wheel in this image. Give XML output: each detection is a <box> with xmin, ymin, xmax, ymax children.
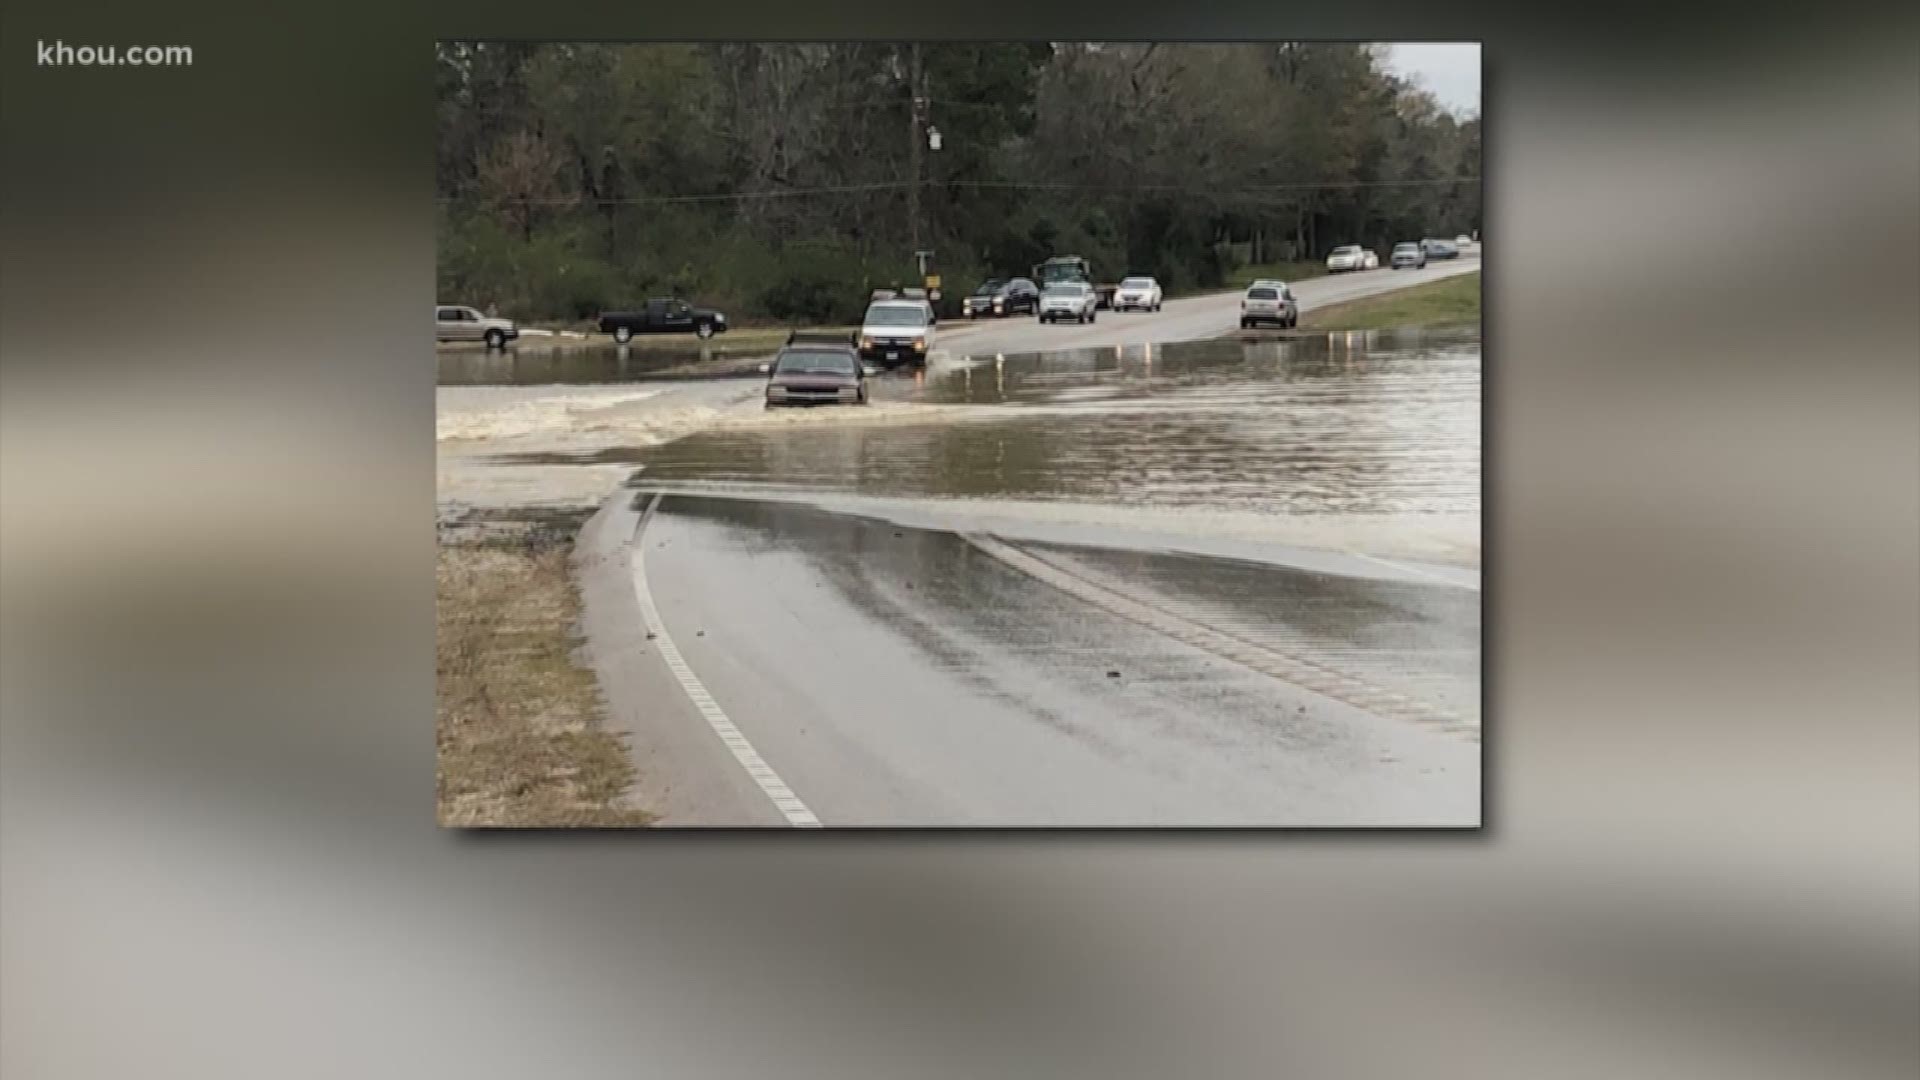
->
<box><xmin>613</xmin><ymin>326</ymin><xmax>632</xmax><ymax>343</ymax></box>
<box><xmin>484</xmin><ymin>329</ymin><xmax>505</xmax><ymax>349</ymax></box>
<box><xmin>695</xmin><ymin>323</ymin><xmax>714</xmax><ymax>340</ymax></box>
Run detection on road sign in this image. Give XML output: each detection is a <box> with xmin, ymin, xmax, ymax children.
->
<box><xmin>925</xmin><ymin>274</ymin><xmax>941</xmax><ymax>289</ymax></box>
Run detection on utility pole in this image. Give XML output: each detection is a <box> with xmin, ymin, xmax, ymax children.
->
<box><xmin>906</xmin><ymin>42</ymin><xmax>924</xmax><ymax>267</ymax></box>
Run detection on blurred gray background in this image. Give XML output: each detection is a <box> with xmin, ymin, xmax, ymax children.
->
<box><xmin>2</xmin><ymin>4</ymin><xmax>1915</xmax><ymax>1078</ymax></box>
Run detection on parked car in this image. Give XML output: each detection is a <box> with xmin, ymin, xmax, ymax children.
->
<box><xmin>1391</xmin><ymin>242</ymin><xmax>1427</xmax><ymax>269</ymax></box>
<box><xmin>1038</xmin><ymin>281</ymin><xmax>1098</xmax><ymax>324</ymax></box>
<box><xmin>597</xmin><ymin>297</ymin><xmax>729</xmax><ymax>342</ymax></box>
<box><xmin>1325</xmin><ymin>245</ymin><xmax>1368</xmax><ymax>273</ymax></box>
<box><xmin>760</xmin><ymin>333</ymin><xmax>873</xmax><ymax>408</ymax></box>
<box><xmin>1240</xmin><ymin>282</ymin><xmax>1298</xmax><ymax>328</ymax></box>
<box><xmin>1361</xmin><ymin>249</ymin><xmax>1380</xmax><ymax>269</ymax></box>
<box><xmin>435</xmin><ymin>304</ymin><xmax>519</xmax><ymax>348</ymax></box>
<box><xmin>963</xmin><ymin>278</ymin><xmax>1040</xmax><ymax>319</ymax></box>
<box><xmin>1455</xmin><ymin>234</ymin><xmax>1473</xmax><ymax>245</ymax></box>
<box><xmin>859</xmin><ymin>298</ymin><xmax>937</xmax><ymax>369</ymax></box>
<box><xmin>1422</xmin><ymin>239</ymin><xmax>1460</xmax><ymax>260</ymax></box>
<box><xmin>1111</xmin><ymin>276</ymin><xmax>1163</xmax><ymax>312</ymax></box>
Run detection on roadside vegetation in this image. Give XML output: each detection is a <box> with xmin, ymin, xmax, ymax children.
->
<box><xmin>438</xmin><ymin>43</ymin><xmax>1480</xmax><ymax>326</ymax></box>
<box><xmin>1225</xmin><ymin>261</ymin><xmax>1330</xmax><ymax>290</ymax></box>
<box><xmin>1300</xmin><ymin>270</ymin><xmax>1480</xmax><ymax>331</ymax></box>
<box><xmin>437</xmin><ymin>518</ymin><xmax>653</xmax><ymax>827</ymax></box>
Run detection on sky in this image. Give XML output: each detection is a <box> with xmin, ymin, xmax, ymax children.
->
<box><xmin>1383</xmin><ymin>43</ymin><xmax>1481</xmax><ymax>117</ymax></box>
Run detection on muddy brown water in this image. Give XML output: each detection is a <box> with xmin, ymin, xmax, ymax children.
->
<box><xmin>438</xmin><ymin>342</ymin><xmax>763</xmax><ymax>385</ymax></box>
<box><xmin>606</xmin><ymin>330</ymin><xmax>1480</xmax><ymax>517</ymax></box>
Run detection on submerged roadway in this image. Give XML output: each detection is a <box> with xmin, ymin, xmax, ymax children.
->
<box><xmin>574</xmin><ymin>251</ymin><xmax>1484</xmax><ymax>827</ymax></box>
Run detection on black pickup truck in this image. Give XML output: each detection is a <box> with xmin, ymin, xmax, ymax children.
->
<box><xmin>597</xmin><ymin>298</ymin><xmax>730</xmax><ymax>342</ymax></box>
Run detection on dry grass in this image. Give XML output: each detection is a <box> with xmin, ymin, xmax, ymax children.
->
<box><xmin>437</xmin><ymin>530</ymin><xmax>654</xmax><ymax>827</ymax></box>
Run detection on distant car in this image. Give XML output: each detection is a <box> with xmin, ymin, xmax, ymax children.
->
<box><xmin>1421</xmin><ymin>239</ymin><xmax>1460</xmax><ymax>260</ymax></box>
<box><xmin>1038</xmin><ymin>281</ymin><xmax>1098</xmax><ymax>324</ymax></box>
<box><xmin>597</xmin><ymin>297</ymin><xmax>729</xmax><ymax>342</ymax></box>
<box><xmin>760</xmin><ymin>335</ymin><xmax>872</xmax><ymax>408</ymax></box>
<box><xmin>1240</xmin><ymin>282</ymin><xmax>1298</xmax><ymax>329</ymax></box>
<box><xmin>1112</xmin><ymin>276</ymin><xmax>1163</xmax><ymax>312</ymax></box>
<box><xmin>435</xmin><ymin>304</ymin><xmax>519</xmax><ymax>349</ymax></box>
<box><xmin>963</xmin><ymin>278</ymin><xmax>1040</xmax><ymax>319</ymax></box>
<box><xmin>859</xmin><ymin>298</ymin><xmax>937</xmax><ymax>369</ymax></box>
<box><xmin>1455</xmin><ymin>234</ymin><xmax>1472</xmax><ymax>245</ymax></box>
<box><xmin>1361</xmin><ymin>249</ymin><xmax>1380</xmax><ymax>269</ymax></box>
<box><xmin>1325</xmin><ymin>245</ymin><xmax>1368</xmax><ymax>273</ymax></box>
<box><xmin>1391</xmin><ymin>242</ymin><xmax>1427</xmax><ymax>270</ymax></box>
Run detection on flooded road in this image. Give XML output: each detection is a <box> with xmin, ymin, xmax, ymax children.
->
<box><xmin>438</xmin><ymin>341</ymin><xmax>766</xmax><ymax>385</ymax></box>
<box><xmin>448</xmin><ymin>317</ymin><xmax>1483</xmax><ymax>824</ymax></box>
<box><xmin>621</xmin><ymin>330</ymin><xmax>1480</xmax><ymax>519</ymax></box>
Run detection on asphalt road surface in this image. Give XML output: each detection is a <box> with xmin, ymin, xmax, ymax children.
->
<box><xmin>935</xmin><ymin>249</ymin><xmax>1481</xmax><ymax>361</ymax></box>
<box><xmin>579</xmin><ymin>491</ymin><xmax>1480</xmax><ymax>828</ymax></box>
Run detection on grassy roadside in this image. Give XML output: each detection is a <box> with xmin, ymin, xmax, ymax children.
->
<box><xmin>1300</xmin><ymin>270</ymin><xmax>1480</xmax><ymax>331</ymax></box>
<box><xmin>437</xmin><ymin>518</ymin><xmax>653</xmax><ymax>827</ymax></box>
<box><xmin>1224</xmin><ymin>261</ymin><xmax>1330</xmax><ymax>290</ymax></box>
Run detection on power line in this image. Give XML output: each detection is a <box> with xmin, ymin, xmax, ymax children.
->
<box><xmin>439</xmin><ymin>175</ymin><xmax>1478</xmax><ymax>207</ymax></box>
<box><xmin>947</xmin><ymin>177</ymin><xmax>1479</xmax><ymax>194</ymax></box>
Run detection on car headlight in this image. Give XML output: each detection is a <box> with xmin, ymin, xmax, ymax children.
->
<box><xmin>767</xmin><ymin>385</ymin><xmax>788</xmax><ymax>398</ymax></box>
<box><xmin>912</xmin><ymin>338</ymin><xmax>927</xmax><ymax>351</ymax></box>
<box><xmin>837</xmin><ymin>387</ymin><xmax>859</xmax><ymax>401</ymax></box>
<box><xmin>860</xmin><ymin>336</ymin><xmax>874</xmax><ymax>350</ymax></box>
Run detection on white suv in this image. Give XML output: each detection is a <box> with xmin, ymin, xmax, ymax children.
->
<box><xmin>1240</xmin><ymin>282</ymin><xmax>1298</xmax><ymax>329</ymax></box>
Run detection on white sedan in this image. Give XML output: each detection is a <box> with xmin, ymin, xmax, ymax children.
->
<box><xmin>1360</xmin><ymin>249</ymin><xmax>1380</xmax><ymax>269</ymax></box>
<box><xmin>1111</xmin><ymin>276</ymin><xmax>1163</xmax><ymax>312</ymax></box>
<box><xmin>1325</xmin><ymin>245</ymin><xmax>1368</xmax><ymax>273</ymax></box>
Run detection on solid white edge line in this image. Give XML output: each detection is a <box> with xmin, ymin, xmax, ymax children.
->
<box><xmin>631</xmin><ymin>495</ymin><xmax>822</xmax><ymax>828</ymax></box>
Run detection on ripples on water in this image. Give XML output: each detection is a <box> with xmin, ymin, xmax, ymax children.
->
<box><xmin>627</xmin><ymin>330</ymin><xmax>1481</xmax><ymax>517</ymax></box>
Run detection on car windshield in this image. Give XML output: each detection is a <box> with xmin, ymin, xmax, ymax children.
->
<box><xmin>776</xmin><ymin>349</ymin><xmax>856</xmax><ymax>374</ymax></box>
<box><xmin>1247</xmin><ymin>287</ymin><xmax>1278</xmax><ymax>300</ymax></box>
<box><xmin>1395</xmin><ymin>244</ymin><xmax>1419</xmax><ymax>252</ymax></box>
<box><xmin>1332</xmin><ymin>246</ymin><xmax>1360</xmax><ymax>256</ymax></box>
<box><xmin>1121</xmin><ymin>277</ymin><xmax>1152</xmax><ymax>288</ymax></box>
<box><xmin>973</xmin><ymin>280</ymin><xmax>1007</xmax><ymax>295</ymax></box>
<box><xmin>865</xmin><ymin>304</ymin><xmax>925</xmax><ymax>326</ymax></box>
<box><xmin>1044</xmin><ymin>284</ymin><xmax>1085</xmax><ymax>296</ymax></box>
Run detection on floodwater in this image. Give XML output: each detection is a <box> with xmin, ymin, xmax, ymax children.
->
<box><xmin>437</xmin><ymin>341</ymin><xmax>761</xmax><ymax>385</ymax></box>
<box><xmin>620</xmin><ymin>330</ymin><xmax>1480</xmax><ymax>518</ymax></box>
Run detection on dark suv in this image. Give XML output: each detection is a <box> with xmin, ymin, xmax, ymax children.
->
<box><xmin>963</xmin><ymin>278</ymin><xmax>1040</xmax><ymax>319</ymax></box>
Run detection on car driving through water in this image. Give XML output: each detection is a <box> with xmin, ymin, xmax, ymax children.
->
<box><xmin>858</xmin><ymin>298</ymin><xmax>937</xmax><ymax>369</ymax></box>
<box><xmin>762</xmin><ymin>333</ymin><xmax>874</xmax><ymax>408</ymax></box>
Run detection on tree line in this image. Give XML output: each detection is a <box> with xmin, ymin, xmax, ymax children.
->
<box><xmin>436</xmin><ymin>42</ymin><xmax>1480</xmax><ymax>324</ymax></box>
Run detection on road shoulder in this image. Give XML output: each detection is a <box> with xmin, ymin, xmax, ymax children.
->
<box><xmin>574</xmin><ymin>492</ymin><xmax>787</xmax><ymax>826</ymax></box>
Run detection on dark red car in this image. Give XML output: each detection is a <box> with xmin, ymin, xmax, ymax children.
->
<box><xmin>761</xmin><ymin>334</ymin><xmax>875</xmax><ymax>408</ymax></box>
